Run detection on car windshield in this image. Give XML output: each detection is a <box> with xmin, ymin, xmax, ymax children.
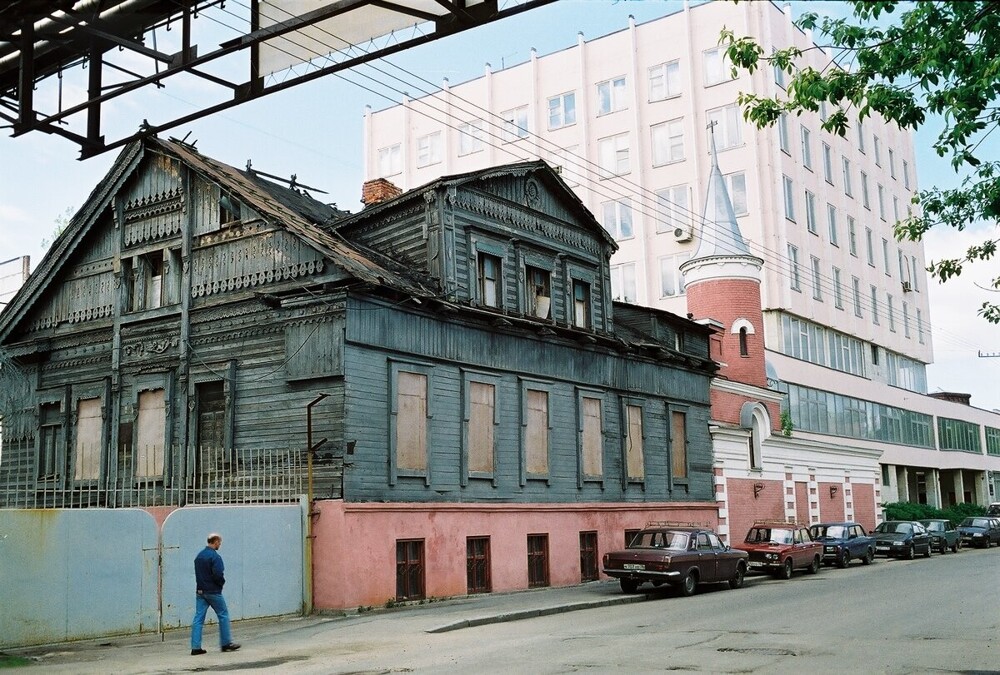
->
<box><xmin>630</xmin><ymin>531</ymin><xmax>690</xmax><ymax>550</ymax></box>
<box><xmin>746</xmin><ymin>527</ymin><xmax>793</xmax><ymax>545</ymax></box>
<box><xmin>961</xmin><ymin>518</ymin><xmax>990</xmax><ymax>528</ymax></box>
<box><xmin>922</xmin><ymin>521</ymin><xmax>943</xmax><ymax>532</ymax></box>
<box><xmin>874</xmin><ymin>522</ymin><xmax>910</xmax><ymax>534</ymax></box>
<box><xmin>814</xmin><ymin>525</ymin><xmax>848</xmax><ymax>539</ymax></box>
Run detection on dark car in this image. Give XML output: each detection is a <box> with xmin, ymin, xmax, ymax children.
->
<box><xmin>871</xmin><ymin>520</ymin><xmax>932</xmax><ymax>559</ymax></box>
<box><xmin>732</xmin><ymin>522</ymin><xmax>823</xmax><ymax>579</ymax></box>
<box><xmin>920</xmin><ymin>519</ymin><xmax>961</xmax><ymax>553</ymax></box>
<box><xmin>956</xmin><ymin>516</ymin><xmax>1000</xmax><ymax>548</ymax></box>
<box><xmin>602</xmin><ymin>525</ymin><xmax>748</xmax><ymax>596</ymax></box>
<box><xmin>986</xmin><ymin>503</ymin><xmax>1000</xmax><ymax>518</ymax></box>
<box><xmin>809</xmin><ymin>522</ymin><xmax>875</xmax><ymax>567</ymax></box>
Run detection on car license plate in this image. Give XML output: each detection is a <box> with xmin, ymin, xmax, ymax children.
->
<box><xmin>623</xmin><ymin>563</ymin><xmax>645</xmax><ymax>571</ymax></box>
<box><xmin>825</xmin><ymin>546</ymin><xmax>834</xmax><ymax>552</ymax></box>
<box><xmin>748</xmin><ymin>561</ymin><xmax>764</xmax><ymax>568</ymax></box>
<box><xmin>876</xmin><ymin>546</ymin><xmax>888</xmax><ymax>551</ymax></box>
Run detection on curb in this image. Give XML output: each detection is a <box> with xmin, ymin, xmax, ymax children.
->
<box><xmin>426</xmin><ymin>593</ymin><xmax>649</xmax><ymax>633</ymax></box>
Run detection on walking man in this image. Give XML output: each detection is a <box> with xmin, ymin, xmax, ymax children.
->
<box><xmin>190</xmin><ymin>533</ymin><xmax>240</xmax><ymax>655</ymax></box>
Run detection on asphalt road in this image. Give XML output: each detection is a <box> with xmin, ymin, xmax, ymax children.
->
<box><xmin>16</xmin><ymin>545</ymin><xmax>1000</xmax><ymax>674</ymax></box>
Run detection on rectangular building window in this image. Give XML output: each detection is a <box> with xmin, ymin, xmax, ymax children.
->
<box><xmin>703</xmin><ymin>46</ymin><xmax>733</xmax><ymax>85</ymax></box>
<box><xmin>800</xmin><ymin>125</ymin><xmax>812</xmax><ymax>168</ymax></box>
<box><xmin>861</xmin><ymin>171</ymin><xmax>871</xmax><ymax>209</ymax></box>
<box><xmin>598</xmin><ymin>133</ymin><xmax>630</xmax><ymax>177</ymax></box>
<box><xmin>857</xmin><ymin>120</ymin><xmax>866</xmax><ymax>153</ymax></box>
<box><xmin>396</xmin><ymin>539</ymin><xmax>425</xmax><ymax>600</ymax></box>
<box><xmin>810</xmin><ymin>256</ymin><xmax>823</xmax><ymax>300</ymax></box>
<box><xmin>548</xmin><ymin>145</ymin><xmax>580</xmax><ymax>187</ymax></box>
<box><xmin>659</xmin><ymin>253</ymin><xmax>690</xmax><ymax>297</ymax></box>
<box><xmin>706</xmin><ymin>104</ymin><xmax>742</xmax><ymax>149</ymax></box>
<box><xmin>525</xmin><ymin>389</ymin><xmax>549</xmax><ymax>475</ymax></box>
<box><xmin>889</xmin><ymin>148</ymin><xmax>897</xmax><ymax>178</ymax></box>
<box><xmin>917</xmin><ymin>308</ymin><xmax>924</xmax><ymax>343</ymax></box>
<box><xmin>525</xmin><ymin>266</ymin><xmax>551</xmax><ymax>319</ymax></box>
<box><xmin>887</xmin><ymin>293</ymin><xmax>896</xmax><ymax>332</ymax></box>
<box><xmin>581</xmin><ymin>396</ymin><xmax>603</xmax><ymax>478</ymax></box>
<box><xmin>878</xmin><ymin>184</ymin><xmax>886</xmax><ymax>220</ymax></box>
<box><xmin>74</xmin><ymin>397</ymin><xmax>102</xmax><ymax>481</ymax></box>
<box><xmin>893</xmin><ymin>195</ymin><xmax>900</xmax><ymax>222</ymax></box>
<box><xmin>378</xmin><ymin>144</ymin><xmax>402</xmax><ymax>177</ymax></box>
<box><xmin>827</xmin><ymin>204</ymin><xmax>838</xmax><ymax>245</ymax></box>
<box><xmin>396</xmin><ymin>371</ymin><xmax>428</xmax><ymax>472</ymax></box>
<box><xmin>903</xmin><ymin>302</ymin><xmax>911</xmax><ymax>338</ymax></box>
<box><xmin>866</xmin><ymin>228</ymin><xmax>875</xmax><ymax>266</ymax></box>
<box><xmin>468</xmin><ymin>382</ymin><xmax>495</xmax><ymax>474</ymax></box>
<box><xmin>843</xmin><ymin>158</ymin><xmax>853</xmax><ymax>196</ymax></box>
<box><xmin>601</xmin><ymin>198</ymin><xmax>634</xmax><ymax>240</ymax></box>
<box><xmin>649</xmin><ymin>60</ymin><xmax>681</xmax><ymax>100</ymax></box>
<box><xmin>805</xmin><ymin>190</ymin><xmax>817</xmax><ymax>234</ymax></box>
<box><xmin>985</xmin><ymin>427</ymin><xmax>1000</xmax><ymax>456</ymax></box>
<box><xmin>625</xmin><ymin>404</ymin><xmax>645</xmax><ymax>480</ymax></box>
<box><xmin>655</xmin><ymin>185</ymin><xmax>689</xmax><ymax>233</ymax></box>
<box><xmin>38</xmin><ymin>402</ymin><xmax>63</xmax><ymax>480</ymax></box>
<box><xmin>416</xmin><ymin>131</ymin><xmax>442</xmax><ymax>167</ymax></box>
<box><xmin>527</xmin><ymin>534</ymin><xmax>549</xmax><ymax>587</ymax></box>
<box><xmin>903</xmin><ymin>160</ymin><xmax>911</xmax><ymax>189</ymax></box>
<box><xmin>726</xmin><ymin>172</ymin><xmax>748</xmax><ymax>215</ymax></box>
<box><xmin>937</xmin><ymin>418</ymin><xmax>982</xmax><ymax>453</ymax></box>
<box><xmin>651</xmin><ymin>119</ymin><xmax>685</xmax><ymax>165</ymax></box>
<box><xmin>573</xmin><ymin>280</ymin><xmax>591</xmax><ymax>328</ymax></box>
<box><xmin>783</xmin><ymin>175</ymin><xmax>795</xmax><ymax>221</ymax></box>
<box><xmin>778</xmin><ymin>113</ymin><xmax>790</xmax><ymax>153</ymax></box>
<box><xmin>671</xmin><ymin>410</ymin><xmax>688</xmax><ymax>480</ymax></box>
<box><xmin>477</xmin><ymin>253</ymin><xmax>502</xmax><ymax>307</ymax></box>
<box><xmin>611</xmin><ymin>263</ymin><xmax>637</xmax><ymax>303</ymax></box>
<box><xmin>833</xmin><ymin>267</ymin><xmax>844</xmax><ymax>309</ymax></box>
<box><xmin>580</xmin><ymin>531</ymin><xmax>599</xmax><ymax>582</ymax></box>
<box><xmin>822</xmin><ymin>142</ymin><xmax>834</xmax><ymax>184</ymax></box>
<box><xmin>788</xmin><ymin>244</ymin><xmax>801</xmax><ymax>291</ymax></box>
<box><xmin>911</xmin><ymin>256</ymin><xmax>920</xmax><ymax>292</ymax></box>
<box><xmin>848</xmin><ymin>216</ymin><xmax>858</xmax><ymax>256</ymax></box>
<box><xmin>500</xmin><ymin>106</ymin><xmax>529</xmax><ymax>142</ymax></box>
<box><xmin>597</xmin><ymin>76</ymin><xmax>627</xmax><ymax>115</ymax></box>
<box><xmin>135</xmin><ymin>389</ymin><xmax>165</xmax><ymax>478</ymax></box>
<box><xmin>852</xmin><ymin>276</ymin><xmax>863</xmax><ymax>317</ymax></box>
<box><xmin>871</xmin><ymin>285</ymin><xmax>880</xmax><ymax>325</ymax></box>
<box><xmin>457</xmin><ymin>121</ymin><xmax>484</xmax><ymax>156</ymax></box>
<box><xmin>467</xmin><ymin>537</ymin><xmax>492</xmax><ymax>594</ymax></box>
<box><xmin>548</xmin><ymin>91</ymin><xmax>576</xmax><ymax>129</ymax></box>
<box><xmin>873</xmin><ymin>135</ymin><xmax>882</xmax><ymax>166</ymax></box>
<box><xmin>882</xmin><ymin>238</ymin><xmax>891</xmax><ymax>277</ymax></box>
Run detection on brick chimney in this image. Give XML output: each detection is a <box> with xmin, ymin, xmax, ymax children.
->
<box><xmin>361</xmin><ymin>177</ymin><xmax>402</xmax><ymax>206</ymax></box>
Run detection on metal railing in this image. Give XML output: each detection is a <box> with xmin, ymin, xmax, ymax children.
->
<box><xmin>0</xmin><ymin>440</ymin><xmax>307</xmax><ymax>508</ymax></box>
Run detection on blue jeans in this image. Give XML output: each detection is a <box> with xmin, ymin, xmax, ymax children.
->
<box><xmin>191</xmin><ymin>592</ymin><xmax>232</xmax><ymax>649</ymax></box>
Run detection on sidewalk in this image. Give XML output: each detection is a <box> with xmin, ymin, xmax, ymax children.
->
<box><xmin>4</xmin><ymin>580</ymin><xmax>648</xmax><ymax>672</ymax></box>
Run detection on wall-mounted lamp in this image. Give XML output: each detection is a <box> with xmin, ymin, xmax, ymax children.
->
<box><xmin>829</xmin><ymin>485</ymin><xmax>839</xmax><ymax>499</ymax></box>
<box><xmin>753</xmin><ymin>482</ymin><xmax>765</xmax><ymax>499</ymax></box>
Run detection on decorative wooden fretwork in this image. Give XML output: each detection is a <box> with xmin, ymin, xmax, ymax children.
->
<box><xmin>123</xmin><ymin>188</ymin><xmax>184</xmax><ymax>247</ymax></box>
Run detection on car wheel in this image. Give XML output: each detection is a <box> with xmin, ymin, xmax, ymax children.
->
<box><xmin>619</xmin><ymin>578</ymin><xmax>639</xmax><ymax>594</ymax></box>
<box><xmin>807</xmin><ymin>556</ymin><xmax>820</xmax><ymax>574</ymax></box>
<box><xmin>680</xmin><ymin>570</ymin><xmax>698</xmax><ymax>597</ymax></box>
<box><xmin>939</xmin><ymin>541</ymin><xmax>947</xmax><ymax>554</ymax></box>
<box><xmin>728</xmin><ymin>563</ymin><xmax>746</xmax><ymax>590</ymax></box>
<box><xmin>862</xmin><ymin>548</ymin><xmax>874</xmax><ymax>565</ymax></box>
<box><xmin>777</xmin><ymin>558</ymin><xmax>794</xmax><ymax>580</ymax></box>
<box><xmin>905</xmin><ymin>545</ymin><xmax>916</xmax><ymax>560</ymax></box>
<box><xmin>923</xmin><ymin>543</ymin><xmax>932</xmax><ymax>558</ymax></box>
<box><xmin>951</xmin><ymin>541</ymin><xmax>959</xmax><ymax>553</ymax></box>
<box><xmin>836</xmin><ymin>550</ymin><xmax>849</xmax><ymax>569</ymax></box>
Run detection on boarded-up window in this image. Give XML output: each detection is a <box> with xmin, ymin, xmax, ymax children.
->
<box><xmin>396</xmin><ymin>372</ymin><xmax>427</xmax><ymax>471</ymax></box>
<box><xmin>625</xmin><ymin>404</ymin><xmax>644</xmax><ymax>479</ymax></box>
<box><xmin>671</xmin><ymin>410</ymin><xmax>687</xmax><ymax>479</ymax></box>
<box><xmin>74</xmin><ymin>398</ymin><xmax>102</xmax><ymax>481</ymax></box>
<box><xmin>582</xmin><ymin>397</ymin><xmax>603</xmax><ymax>477</ymax></box>
<box><xmin>468</xmin><ymin>382</ymin><xmax>495</xmax><ymax>474</ymax></box>
<box><xmin>526</xmin><ymin>389</ymin><xmax>549</xmax><ymax>475</ymax></box>
<box><xmin>136</xmin><ymin>389</ymin><xmax>165</xmax><ymax>477</ymax></box>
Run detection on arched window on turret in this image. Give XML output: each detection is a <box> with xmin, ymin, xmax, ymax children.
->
<box><xmin>740</xmin><ymin>402</ymin><xmax>771</xmax><ymax>470</ymax></box>
<box><xmin>739</xmin><ymin>327</ymin><xmax>749</xmax><ymax>356</ymax></box>
<box><xmin>731</xmin><ymin>319</ymin><xmax>755</xmax><ymax>359</ymax></box>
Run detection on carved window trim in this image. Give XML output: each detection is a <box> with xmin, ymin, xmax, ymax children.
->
<box><xmin>460</xmin><ymin>369</ymin><xmax>501</xmax><ymax>487</ymax></box>
<box><xmin>519</xmin><ymin>377</ymin><xmax>554</xmax><ymax>486</ymax></box>
<box><xmin>388</xmin><ymin>359</ymin><xmax>435</xmax><ymax>487</ymax></box>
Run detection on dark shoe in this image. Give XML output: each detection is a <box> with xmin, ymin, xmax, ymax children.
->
<box><xmin>191</xmin><ymin>649</ymin><xmax>207</xmax><ymax>656</ymax></box>
<box><xmin>221</xmin><ymin>643</ymin><xmax>241</xmax><ymax>652</ymax></box>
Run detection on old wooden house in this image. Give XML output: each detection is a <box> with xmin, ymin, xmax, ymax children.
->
<box><xmin>0</xmin><ymin>137</ymin><xmax>719</xmax><ymax>609</ymax></box>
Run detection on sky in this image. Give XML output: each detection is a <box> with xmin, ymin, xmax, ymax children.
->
<box><xmin>0</xmin><ymin>0</ymin><xmax>997</xmax><ymax>411</ymax></box>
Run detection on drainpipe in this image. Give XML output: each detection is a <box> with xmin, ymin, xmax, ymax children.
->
<box><xmin>304</xmin><ymin>393</ymin><xmax>328</xmax><ymax>614</ymax></box>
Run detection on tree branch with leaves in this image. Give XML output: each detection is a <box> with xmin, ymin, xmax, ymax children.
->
<box><xmin>722</xmin><ymin>0</ymin><xmax>1000</xmax><ymax>322</ymax></box>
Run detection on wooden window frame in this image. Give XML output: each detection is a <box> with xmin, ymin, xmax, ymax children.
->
<box><xmin>466</xmin><ymin>536</ymin><xmax>492</xmax><ymax>594</ymax></box>
<box><xmin>388</xmin><ymin>360</ymin><xmax>434</xmax><ymax>486</ymax></box>
<box><xmin>129</xmin><ymin>372</ymin><xmax>175</xmax><ymax>484</ymax></box>
<box><xmin>461</xmin><ymin>370</ymin><xmax>500</xmax><ymax>487</ymax></box>
<box><xmin>519</xmin><ymin>378</ymin><xmax>554</xmax><ymax>486</ymax></box>
<box><xmin>576</xmin><ymin>388</ymin><xmax>606</xmax><ymax>488</ymax></box>
<box><xmin>668</xmin><ymin>403</ymin><xmax>690</xmax><ymax>489</ymax></box>
<box><xmin>620</xmin><ymin>397</ymin><xmax>646</xmax><ymax>489</ymax></box>
<box><xmin>71</xmin><ymin>380</ymin><xmax>109</xmax><ymax>485</ymax></box>
<box><xmin>36</xmin><ymin>391</ymin><xmax>69</xmax><ymax>485</ymax></box>
<box><xmin>395</xmin><ymin>539</ymin><xmax>426</xmax><ymax>601</ymax></box>
<box><xmin>580</xmin><ymin>531</ymin><xmax>599</xmax><ymax>582</ymax></box>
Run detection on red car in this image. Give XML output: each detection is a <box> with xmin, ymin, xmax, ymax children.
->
<box><xmin>733</xmin><ymin>521</ymin><xmax>823</xmax><ymax>579</ymax></box>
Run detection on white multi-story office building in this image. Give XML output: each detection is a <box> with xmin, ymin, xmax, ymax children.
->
<box><xmin>363</xmin><ymin>0</ymin><xmax>1000</xmax><ymax>511</ymax></box>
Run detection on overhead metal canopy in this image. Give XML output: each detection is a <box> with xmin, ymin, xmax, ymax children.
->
<box><xmin>0</xmin><ymin>0</ymin><xmax>557</xmax><ymax>159</ymax></box>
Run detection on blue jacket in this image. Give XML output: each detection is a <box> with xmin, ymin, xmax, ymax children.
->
<box><xmin>194</xmin><ymin>546</ymin><xmax>226</xmax><ymax>594</ymax></box>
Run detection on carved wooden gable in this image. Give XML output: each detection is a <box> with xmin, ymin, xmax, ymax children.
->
<box><xmin>120</xmin><ymin>153</ymin><xmax>185</xmax><ymax>249</ymax></box>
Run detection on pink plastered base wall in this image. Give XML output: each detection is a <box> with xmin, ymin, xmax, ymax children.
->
<box><xmin>310</xmin><ymin>500</ymin><xmax>718</xmax><ymax>610</ymax></box>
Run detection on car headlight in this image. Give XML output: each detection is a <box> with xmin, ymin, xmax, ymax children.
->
<box><xmin>765</xmin><ymin>553</ymin><xmax>778</xmax><ymax>560</ymax></box>
<box><xmin>973</xmin><ymin>533</ymin><xmax>983</xmax><ymax>537</ymax></box>
<box><xmin>892</xmin><ymin>541</ymin><xmax>904</xmax><ymax>546</ymax></box>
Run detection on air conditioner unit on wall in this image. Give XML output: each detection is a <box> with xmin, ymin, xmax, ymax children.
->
<box><xmin>901</xmin><ymin>280</ymin><xmax>912</xmax><ymax>292</ymax></box>
<box><xmin>673</xmin><ymin>222</ymin><xmax>694</xmax><ymax>242</ymax></box>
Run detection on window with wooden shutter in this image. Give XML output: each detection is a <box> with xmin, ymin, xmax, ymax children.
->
<box><xmin>136</xmin><ymin>389</ymin><xmax>165</xmax><ymax>477</ymax></box>
<box><xmin>396</xmin><ymin>371</ymin><xmax>428</xmax><ymax>471</ymax></box>
<box><xmin>625</xmin><ymin>404</ymin><xmax>644</xmax><ymax>480</ymax></box>
<box><xmin>525</xmin><ymin>389</ymin><xmax>549</xmax><ymax>475</ymax></box>
<box><xmin>74</xmin><ymin>397</ymin><xmax>102</xmax><ymax>481</ymax></box>
<box><xmin>671</xmin><ymin>410</ymin><xmax>688</xmax><ymax>480</ymax></box>
<box><xmin>582</xmin><ymin>397</ymin><xmax>603</xmax><ymax>477</ymax></box>
<box><xmin>468</xmin><ymin>381</ymin><xmax>495</xmax><ymax>474</ymax></box>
